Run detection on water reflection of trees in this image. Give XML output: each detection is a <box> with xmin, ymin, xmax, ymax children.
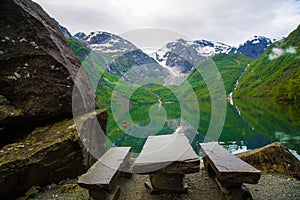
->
<box><xmin>106</xmin><ymin>98</ymin><xmax>300</xmax><ymax>156</ymax></box>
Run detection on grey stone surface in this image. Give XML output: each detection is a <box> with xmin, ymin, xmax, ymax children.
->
<box><xmin>132</xmin><ymin>133</ymin><xmax>200</xmax><ymax>174</ymax></box>
<box><xmin>78</xmin><ymin>147</ymin><xmax>131</xmax><ymax>190</ymax></box>
<box><xmin>200</xmin><ymin>142</ymin><xmax>261</xmax><ymax>188</ymax></box>
<box><xmin>0</xmin><ymin>0</ymin><xmax>95</xmax><ymax>128</ymax></box>
<box><xmin>150</xmin><ymin>173</ymin><xmax>186</xmax><ymax>192</ymax></box>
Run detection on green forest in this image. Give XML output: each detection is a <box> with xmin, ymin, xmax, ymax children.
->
<box><xmin>234</xmin><ymin>25</ymin><xmax>300</xmax><ymax>103</ymax></box>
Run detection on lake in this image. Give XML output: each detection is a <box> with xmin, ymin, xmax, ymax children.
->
<box><xmin>106</xmin><ymin>98</ymin><xmax>300</xmax><ymax>159</ymax></box>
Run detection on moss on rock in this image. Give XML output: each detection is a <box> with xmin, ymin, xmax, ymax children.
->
<box><xmin>0</xmin><ymin>109</ymin><xmax>108</xmax><ymax>199</ymax></box>
<box><xmin>0</xmin><ymin>118</ymin><xmax>83</xmax><ymax>199</ymax></box>
<box><xmin>236</xmin><ymin>142</ymin><xmax>300</xmax><ymax>179</ymax></box>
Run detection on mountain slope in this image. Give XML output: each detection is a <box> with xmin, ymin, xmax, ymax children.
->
<box><xmin>74</xmin><ymin>31</ymin><xmax>171</xmax><ymax>85</ymax></box>
<box><xmin>67</xmin><ymin>36</ymin><xmax>159</xmax><ymax>108</ymax></box>
<box><xmin>68</xmin><ymin>28</ymin><xmax>281</xmax><ymax>102</ymax></box>
<box><xmin>195</xmin><ymin>39</ymin><xmax>233</xmax><ymax>55</ymax></box>
<box><xmin>183</xmin><ymin>53</ymin><xmax>253</xmax><ymax>99</ymax></box>
<box><xmin>72</xmin><ymin>30</ymin><xmax>276</xmax><ymax>86</ymax></box>
<box><xmin>75</xmin><ymin>31</ymin><xmax>137</xmax><ymax>56</ymax></box>
<box><xmin>151</xmin><ymin>36</ymin><xmax>273</xmax><ymax>86</ymax></box>
<box><xmin>156</xmin><ymin>53</ymin><xmax>253</xmax><ymax>102</ymax></box>
<box><xmin>67</xmin><ymin>38</ymin><xmax>91</xmax><ymax>61</ymax></box>
<box><xmin>55</xmin><ymin>21</ymin><xmax>73</xmax><ymax>38</ymax></box>
<box><xmin>232</xmin><ymin>36</ymin><xmax>278</xmax><ymax>59</ymax></box>
<box><xmin>233</xmin><ymin>25</ymin><xmax>300</xmax><ymax>102</ymax></box>
<box><xmin>68</xmin><ymin>35</ymin><xmax>253</xmax><ymax>105</ymax></box>
<box><xmin>154</xmin><ymin>39</ymin><xmax>232</xmax><ymax>73</ymax></box>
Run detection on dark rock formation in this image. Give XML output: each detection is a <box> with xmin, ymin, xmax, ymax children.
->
<box><xmin>0</xmin><ymin>109</ymin><xmax>108</xmax><ymax>199</ymax></box>
<box><xmin>0</xmin><ymin>0</ymin><xmax>94</xmax><ymax>128</ymax></box>
<box><xmin>0</xmin><ymin>1</ymin><xmax>105</xmax><ymax>198</ymax></box>
<box><xmin>233</xmin><ymin>36</ymin><xmax>275</xmax><ymax>59</ymax></box>
<box><xmin>164</xmin><ymin>51</ymin><xmax>193</xmax><ymax>73</ymax></box>
<box><xmin>236</xmin><ymin>142</ymin><xmax>300</xmax><ymax>179</ymax></box>
<box><xmin>0</xmin><ymin>118</ymin><xmax>83</xmax><ymax>199</ymax></box>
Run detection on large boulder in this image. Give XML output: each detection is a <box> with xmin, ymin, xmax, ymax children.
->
<box><xmin>0</xmin><ymin>118</ymin><xmax>83</xmax><ymax>199</ymax></box>
<box><xmin>236</xmin><ymin>142</ymin><xmax>300</xmax><ymax>179</ymax></box>
<box><xmin>0</xmin><ymin>109</ymin><xmax>108</xmax><ymax>199</ymax></box>
<box><xmin>0</xmin><ymin>0</ymin><xmax>93</xmax><ymax>128</ymax></box>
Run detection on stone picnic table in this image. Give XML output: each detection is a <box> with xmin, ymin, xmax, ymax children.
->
<box><xmin>132</xmin><ymin>133</ymin><xmax>200</xmax><ymax>193</ymax></box>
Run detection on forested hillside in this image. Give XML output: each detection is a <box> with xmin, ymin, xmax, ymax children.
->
<box><xmin>234</xmin><ymin>25</ymin><xmax>300</xmax><ymax>103</ymax></box>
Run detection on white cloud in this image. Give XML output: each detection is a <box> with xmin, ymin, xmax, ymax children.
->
<box><xmin>286</xmin><ymin>46</ymin><xmax>297</xmax><ymax>53</ymax></box>
<box><xmin>33</xmin><ymin>0</ymin><xmax>300</xmax><ymax>46</ymax></box>
<box><xmin>269</xmin><ymin>48</ymin><xmax>284</xmax><ymax>60</ymax></box>
<box><xmin>269</xmin><ymin>46</ymin><xmax>297</xmax><ymax>60</ymax></box>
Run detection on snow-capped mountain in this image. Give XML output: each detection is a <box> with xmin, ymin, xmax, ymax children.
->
<box><xmin>55</xmin><ymin>19</ymin><xmax>279</xmax><ymax>87</ymax></box>
<box><xmin>70</xmin><ymin>29</ymin><xmax>278</xmax><ymax>85</ymax></box>
<box><xmin>73</xmin><ymin>32</ymin><xmax>86</xmax><ymax>40</ymax></box>
<box><xmin>194</xmin><ymin>39</ymin><xmax>233</xmax><ymax>55</ymax></box>
<box><xmin>74</xmin><ymin>31</ymin><xmax>171</xmax><ymax>85</ymax></box>
<box><xmin>233</xmin><ymin>36</ymin><xmax>279</xmax><ymax>59</ymax></box>
<box><xmin>155</xmin><ymin>39</ymin><xmax>203</xmax><ymax>71</ymax></box>
<box><xmin>152</xmin><ymin>36</ymin><xmax>278</xmax><ymax>77</ymax></box>
<box><xmin>152</xmin><ymin>39</ymin><xmax>232</xmax><ymax>79</ymax></box>
<box><xmin>74</xmin><ymin>31</ymin><xmax>137</xmax><ymax>57</ymax></box>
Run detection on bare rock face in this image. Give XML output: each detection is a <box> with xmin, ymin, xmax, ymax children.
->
<box><xmin>236</xmin><ymin>142</ymin><xmax>300</xmax><ymax>179</ymax></box>
<box><xmin>0</xmin><ymin>0</ymin><xmax>87</xmax><ymax>127</ymax></box>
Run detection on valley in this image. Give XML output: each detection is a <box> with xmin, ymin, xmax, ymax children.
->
<box><xmin>65</xmin><ymin>25</ymin><xmax>300</xmax><ymax>158</ymax></box>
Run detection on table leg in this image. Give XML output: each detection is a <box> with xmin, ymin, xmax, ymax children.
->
<box><xmin>145</xmin><ymin>173</ymin><xmax>188</xmax><ymax>193</ymax></box>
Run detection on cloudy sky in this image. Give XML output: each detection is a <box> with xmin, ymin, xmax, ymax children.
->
<box><xmin>33</xmin><ymin>0</ymin><xmax>300</xmax><ymax>46</ymax></box>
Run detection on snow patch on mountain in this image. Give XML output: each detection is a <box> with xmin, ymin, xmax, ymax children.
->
<box><xmin>74</xmin><ymin>31</ymin><xmax>137</xmax><ymax>57</ymax></box>
<box><xmin>194</xmin><ymin>39</ymin><xmax>233</xmax><ymax>55</ymax></box>
<box><xmin>148</xmin><ymin>38</ymin><xmax>233</xmax><ymax>85</ymax></box>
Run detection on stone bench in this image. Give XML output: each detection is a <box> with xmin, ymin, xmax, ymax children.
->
<box><xmin>78</xmin><ymin>147</ymin><xmax>131</xmax><ymax>200</ymax></box>
<box><xmin>200</xmin><ymin>142</ymin><xmax>261</xmax><ymax>199</ymax></box>
<box><xmin>132</xmin><ymin>134</ymin><xmax>200</xmax><ymax>194</ymax></box>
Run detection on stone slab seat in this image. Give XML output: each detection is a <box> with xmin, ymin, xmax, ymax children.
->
<box><xmin>78</xmin><ymin>147</ymin><xmax>131</xmax><ymax>200</ymax></box>
<box><xmin>200</xmin><ymin>142</ymin><xmax>261</xmax><ymax>188</ymax></box>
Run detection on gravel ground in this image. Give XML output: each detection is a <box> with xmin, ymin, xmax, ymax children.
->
<box><xmin>246</xmin><ymin>173</ymin><xmax>300</xmax><ymax>200</ymax></box>
<box><xmin>26</xmin><ymin>164</ymin><xmax>300</xmax><ymax>200</ymax></box>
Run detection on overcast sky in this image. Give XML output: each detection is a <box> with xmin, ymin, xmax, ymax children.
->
<box><xmin>33</xmin><ymin>0</ymin><xmax>300</xmax><ymax>46</ymax></box>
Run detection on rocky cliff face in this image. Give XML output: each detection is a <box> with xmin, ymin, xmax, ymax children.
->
<box><xmin>0</xmin><ymin>0</ymin><xmax>90</xmax><ymax>128</ymax></box>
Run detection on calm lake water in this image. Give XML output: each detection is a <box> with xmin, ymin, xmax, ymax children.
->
<box><xmin>106</xmin><ymin>98</ymin><xmax>300</xmax><ymax>158</ymax></box>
